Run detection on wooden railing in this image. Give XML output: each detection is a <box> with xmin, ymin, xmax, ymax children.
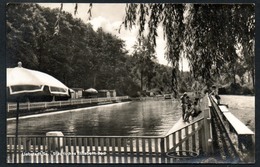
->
<box><xmin>7</xmin><ymin>120</ymin><xmax>210</xmax><ymax>163</ymax></box>
<box><xmin>7</xmin><ymin>96</ymin><xmax>129</xmax><ymax>112</ymax></box>
<box><xmin>163</xmin><ymin>118</ymin><xmax>205</xmax><ymax>157</ymax></box>
<box><xmin>7</xmin><ymin>135</ymin><xmax>166</xmax><ymax>163</ymax></box>
<box><xmin>6</xmin><ymin>95</ymin><xmax>213</xmax><ymax>163</ymax></box>
<box><xmin>163</xmin><ymin>93</ymin><xmax>213</xmax><ymax>157</ymax></box>
<box><xmin>209</xmin><ymin>95</ymin><xmax>255</xmax><ymax>161</ymax></box>
<box><xmin>7</xmin><ymin>117</ymin><xmax>205</xmax><ymax>164</ymax></box>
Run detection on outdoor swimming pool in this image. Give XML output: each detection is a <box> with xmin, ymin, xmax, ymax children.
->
<box><xmin>7</xmin><ymin>95</ymin><xmax>254</xmax><ymax>136</ymax></box>
<box><xmin>7</xmin><ymin>99</ymin><xmax>182</xmax><ymax>136</ymax></box>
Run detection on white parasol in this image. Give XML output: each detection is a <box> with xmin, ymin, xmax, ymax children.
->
<box><xmin>7</xmin><ymin>65</ymin><xmax>69</xmax><ymax>97</ymax></box>
<box><xmin>85</xmin><ymin>88</ymin><xmax>98</xmax><ymax>94</ymax></box>
<box><xmin>6</xmin><ymin>62</ymin><xmax>70</xmax><ymax>162</ymax></box>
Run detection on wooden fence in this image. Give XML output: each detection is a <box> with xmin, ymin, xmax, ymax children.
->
<box><xmin>163</xmin><ymin>117</ymin><xmax>205</xmax><ymax>157</ymax></box>
<box><xmin>7</xmin><ymin>135</ymin><xmax>163</xmax><ymax>163</ymax></box>
<box><xmin>6</xmin><ymin>95</ymin><xmax>213</xmax><ymax>163</ymax></box>
<box><xmin>7</xmin><ymin>116</ymin><xmax>205</xmax><ymax>164</ymax></box>
<box><xmin>209</xmin><ymin>95</ymin><xmax>255</xmax><ymax>161</ymax></box>
<box><xmin>7</xmin><ymin>96</ymin><xmax>129</xmax><ymax>113</ymax></box>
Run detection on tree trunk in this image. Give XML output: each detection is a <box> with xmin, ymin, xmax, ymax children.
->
<box><xmin>38</xmin><ymin>37</ymin><xmax>44</xmax><ymax>71</ymax></box>
<box><xmin>248</xmin><ymin>71</ymin><xmax>251</xmax><ymax>83</ymax></box>
<box><xmin>171</xmin><ymin>68</ymin><xmax>178</xmax><ymax>98</ymax></box>
<box><xmin>140</xmin><ymin>71</ymin><xmax>143</xmax><ymax>91</ymax></box>
<box><xmin>93</xmin><ymin>73</ymin><xmax>97</xmax><ymax>88</ymax></box>
<box><xmin>232</xmin><ymin>66</ymin><xmax>236</xmax><ymax>84</ymax></box>
<box><xmin>251</xmin><ymin>56</ymin><xmax>255</xmax><ymax>90</ymax></box>
<box><xmin>251</xmin><ymin>68</ymin><xmax>255</xmax><ymax>91</ymax></box>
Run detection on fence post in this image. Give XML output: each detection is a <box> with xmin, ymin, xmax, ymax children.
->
<box><xmin>202</xmin><ymin>94</ymin><xmax>213</xmax><ymax>155</ymax></box>
<box><xmin>199</xmin><ymin>121</ymin><xmax>205</xmax><ymax>155</ymax></box>
<box><xmin>160</xmin><ymin>138</ymin><xmax>165</xmax><ymax>153</ymax></box>
<box><xmin>27</xmin><ymin>102</ymin><xmax>30</xmax><ymax>111</ymax></box>
<box><xmin>160</xmin><ymin>137</ymin><xmax>165</xmax><ymax>162</ymax></box>
<box><xmin>46</xmin><ymin>131</ymin><xmax>64</xmax><ymax>152</ymax></box>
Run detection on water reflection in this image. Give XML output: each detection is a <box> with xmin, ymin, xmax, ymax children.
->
<box><xmin>7</xmin><ymin>100</ymin><xmax>182</xmax><ymax>136</ymax></box>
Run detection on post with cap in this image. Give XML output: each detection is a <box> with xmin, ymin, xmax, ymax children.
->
<box><xmin>18</xmin><ymin>61</ymin><xmax>22</xmax><ymax>67</ymax></box>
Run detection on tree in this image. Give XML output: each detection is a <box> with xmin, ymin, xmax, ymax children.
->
<box><xmin>6</xmin><ymin>4</ymin><xmax>49</xmax><ymax>69</ymax></box>
<box><xmin>121</xmin><ymin>3</ymin><xmax>255</xmax><ymax>91</ymax></box>
<box><xmin>131</xmin><ymin>38</ymin><xmax>157</xmax><ymax>91</ymax></box>
<box><xmin>7</xmin><ymin>4</ymin><xmax>133</xmax><ymax>94</ymax></box>
<box><xmin>51</xmin><ymin>3</ymin><xmax>254</xmax><ymax>93</ymax></box>
<box><xmin>8</xmin><ymin>3</ymin><xmax>254</xmax><ymax>97</ymax></box>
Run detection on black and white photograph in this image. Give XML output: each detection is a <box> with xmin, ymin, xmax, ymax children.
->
<box><xmin>6</xmin><ymin>3</ymin><xmax>255</xmax><ymax>164</ymax></box>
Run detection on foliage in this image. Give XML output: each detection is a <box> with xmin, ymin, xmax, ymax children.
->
<box><xmin>8</xmin><ymin>3</ymin><xmax>254</xmax><ymax>97</ymax></box>
<box><xmin>219</xmin><ymin>82</ymin><xmax>253</xmax><ymax>95</ymax></box>
<box><xmin>121</xmin><ymin>3</ymin><xmax>255</xmax><ymax>91</ymax></box>
<box><xmin>131</xmin><ymin>38</ymin><xmax>157</xmax><ymax>91</ymax></box>
<box><xmin>6</xmin><ymin>3</ymin><xmax>174</xmax><ymax>97</ymax></box>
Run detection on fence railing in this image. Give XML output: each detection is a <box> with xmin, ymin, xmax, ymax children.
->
<box><xmin>7</xmin><ymin>95</ymin><xmax>213</xmax><ymax>163</ymax></box>
<box><xmin>209</xmin><ymin>95</ymin><xmax>254</xmax><ymax>161</ymax></box>
<box><xmin>7</xmin><ymin>96</ymin><xmax>129</xmax><ymax>112</ymax></box>
<box><xmin>7</xmin><ymin>116</ymin><xmax>205</xmax><ymax>164</ymax></box>
<box><xmin>7</xmin><ymin>135</ymin><xmax>165</xmax><ymax>163</ymax></box>
<box><xmin>163</xmin><ymin>117</ymin><xmax>205</xmax><ymax>157</ymax></box>
<box><xmin>7</xmin><ymin>120</ymin><xmax>210</xmax><ymax>163</ymax></box>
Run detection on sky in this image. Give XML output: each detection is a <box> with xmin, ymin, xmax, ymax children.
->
<box><xmin>38</xmin><ymin>3</ymin><xmax>189</xmax><ymax>71</ymax></box>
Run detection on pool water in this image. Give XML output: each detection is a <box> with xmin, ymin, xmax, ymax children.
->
<box><xmin>7</xmin><ymin>100</ymin><xmax>182</xmax><ymax>136</ymax></box>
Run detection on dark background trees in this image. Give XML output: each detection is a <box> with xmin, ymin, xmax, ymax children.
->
<box><xmin>123</xmin><ymin>3</ymin><xmax>255</xmax><ymax>94</ymax></box>
<box><xmin>6</xmin><ymin>3</ymin><xmax>176</xmax><ymax>97</ymax></box>
<box><xmin>6</xmin><ymin>3</ymin><xmax>255</xmax><ymax>97</ymax></box>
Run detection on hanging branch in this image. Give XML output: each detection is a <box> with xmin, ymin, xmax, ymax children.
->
<box><xmin>53</xmin><ymin>3</ymin><xmax>63</xmax><ymax>36</ymax></box>
<box><xmin>74</xmin><ymin>3</ymin><xmax>78</xmax><ymax>15</ymax></box>
<box><xmin>87</xmin><ymin>3</ymin><xmax>93</xmax><ymax>20</ymax></box>
<box><xmin>54</xmin><ymin>3</ymin><xmax>93</xmax><ymax>36</ymax></box>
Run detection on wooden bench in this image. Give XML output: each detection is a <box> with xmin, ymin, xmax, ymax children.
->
<box><xmin>219</xmin><ymin>106</ymin><xmax>254</xmax><ymax>151</ymax></box>
<box><xmin>223</xmin><ymin>112</ymin><xmax>254</xmax><ymax>135</ymax></box>
<box><xmin>218</xmin><ymin>105</ymin><xmax>229</xmax><ymax>122</ymax></box>
<box><xmin>219</xmin><ymin>105</ymin><xmax>229</xmax><ymax>112</ymax></box>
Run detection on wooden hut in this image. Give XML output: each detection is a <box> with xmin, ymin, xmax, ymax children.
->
<box><xmin>71</xmin><ymin>88</ymin><xmax>84</xmax><ymax>99</ymax></box>
<box><xmin>98</xmin><ymin>90</ymin><xmax>111</xmax><ymax>98</ymax></box>
<box><xmin>109</xmin><ymin>90</ymin><xmax>116</xmax><ymax>97</ymax></box>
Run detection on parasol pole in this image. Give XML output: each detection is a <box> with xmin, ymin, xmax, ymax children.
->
<box><xmin>14</xmin><ymin>98</ymin><xmax>19</xmax><ymax>163</ymax></box>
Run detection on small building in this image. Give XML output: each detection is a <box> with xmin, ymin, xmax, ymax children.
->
<box><xmin>71</xmin><ymin>88</ymin><xmax>84</xmax><ymax>99</ymax></box>
<box><xmin>109</xmin><ymin>90</ymin><xmax>116</xmax><ymax>97</ymax></box>
<box><xmin>98</xmin><ymin>90</ymin><xmax>111</xmax><ymax>98</ymax></box>
<box><xmin>146</xmin><ymin>91</ymin><xmax>154</xmax><ymax>97</ymax></box>
<box><xmin>164</xmin><ymin>94</ymin><xmax>172</xmax><ymax>99</ymax></box>
<box><xmin>97</xmin><ymin>90</ymin><xmax>117</xmax><ymax>98</ymax></box>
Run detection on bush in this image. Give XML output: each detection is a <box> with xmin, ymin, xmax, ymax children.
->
<box><xmin>242</xmin><ymin>86</ymin><xmax>253</xmax><ymax>95</ymax></box>
<box><xmin>230</xmin><ymin>83</ymin><xmax>243</xmax><ymax>95</ymax></box>
<box><xmin>219</xmin><ymin>83</ymin><xmax>254</xmax><ymax>95</ymax></box>
<box><xmin>218</xmin><ymin>87</ymin><xmax>227</xmax><ymax>94</ymax></box>
<box><xmin>129</xmin><ymin>91</ymin><xmax>141</xmax><ymax>97</ymax></box>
